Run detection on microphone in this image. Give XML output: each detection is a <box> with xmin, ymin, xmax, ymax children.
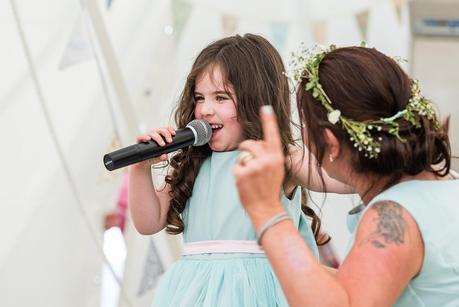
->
<box><xmin>103</xmin><ymin>119</ymin><xmax>212</xmax><ymax>171</ymax></box>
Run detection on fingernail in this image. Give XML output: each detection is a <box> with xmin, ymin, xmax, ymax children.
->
<box><xmin>261</xmin><ymin>105</ymin><xmax>273</xmax><ymax>114</ymax></box>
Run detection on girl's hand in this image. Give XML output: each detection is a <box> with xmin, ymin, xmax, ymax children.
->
<box><xmin>130</xmin><ymin>127</ymin><xmax>176</xmax><ymax>170</ymax></box>
<box><xmin>233</xmin><ymin>106</ymin><xmax>286</xmax><ymax>231</ymax></box>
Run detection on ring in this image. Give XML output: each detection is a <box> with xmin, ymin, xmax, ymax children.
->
<box><xmin>238</xmin><ymin>151</ymin><xmax>254</xmax><ymax>165</ymax></box>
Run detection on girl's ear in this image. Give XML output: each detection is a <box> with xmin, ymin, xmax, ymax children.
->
<box><xmin>323</xmin><ymin>128</ymin><xmax>341</xmax><ymax>160</ymax></box>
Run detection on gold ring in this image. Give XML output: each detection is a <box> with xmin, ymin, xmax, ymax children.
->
<box><xmin>238</xmin><ymin>151</ymin><xmax>254</xmax><ymax>164</ymax></box>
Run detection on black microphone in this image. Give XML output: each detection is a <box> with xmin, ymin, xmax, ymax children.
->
<box><xmin>103</xmin><ymin>119</ymin><xmax>212</xmax><ymax>171</ymax></box>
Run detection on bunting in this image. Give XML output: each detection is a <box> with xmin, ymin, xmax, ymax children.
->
<box><xmin>58</xmin><ymin>14</ymin><xmax>93</xmax><ymax>70</ymax></box>
<box><xmin>355</xmin><ymin>9</ymin><xmax>369</xmax><ymax>42</ymax></box>
<box><xmin>393</xmin><ymin>0</ymin><xmax>403</xmax><ymax>23</ymax></box>
<box><xmin>221</xmin><ymin>14</ymin><xmax>239</xmax><ymax>36</ymax></box>
<box><xmin>312</xmin><ymin>19</ymin><xmax>328</xmax><ymax>45</ymax></box>
<box><xmin>269</xmin><ymin>21</ymin><xmax>289</xmax><ymax>53</ymax></box>
<box><xmin>171</xmin><ymin>0</ymin><xmax>193</xmax><ymax>41</ymax></box>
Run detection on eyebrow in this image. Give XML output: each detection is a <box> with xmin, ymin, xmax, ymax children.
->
<box><xmin>194</xmin><ymin>90</ymin><xmax>231</xmax><ymax>96</ymax></box>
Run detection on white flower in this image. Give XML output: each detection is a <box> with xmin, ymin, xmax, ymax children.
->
<box><xmin>314</xmin><ymin>44</ymin><xmax>327</xmax><ymax>52</ymax></box>
<box><xmin>327</xmin><ymin>110</ymin><xmax>341</xmax><ymax>124</ymax></box>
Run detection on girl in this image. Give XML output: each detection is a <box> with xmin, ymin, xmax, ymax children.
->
<box><xmin>234</xmin><ymin>44</ymin><xmax>459</xmax><ymax>306</ymax></box>
<box><xmin>129</xmin><ymin>34</ymin><xmax>349</xmax><ymax>306</ymax></box>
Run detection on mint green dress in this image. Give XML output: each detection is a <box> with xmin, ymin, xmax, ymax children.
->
<box><xmin>153</xmin><ymin>151</ymin><xmax>319</xmax><ymax>307</ymax></box>
<box><xmin>347</xmin><ymin>179</ymin><xmax>459</xmax><ymax>306</ymax></box>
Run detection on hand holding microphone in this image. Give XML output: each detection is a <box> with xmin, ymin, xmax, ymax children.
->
<box><xmin>103</xmin><ymin>120</ymin><xmax>212</xmax><ymax>171</ymax></box>
<box><xmin>133</xmin><ymin>126</ymin><xmax>177</xmax><ymax>170</ymax></box>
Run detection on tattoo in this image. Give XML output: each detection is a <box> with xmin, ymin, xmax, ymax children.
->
<box><xmin>361</xmin><ymin>201</ymin><xmax>408</xmax><ymax>249</ymax></box>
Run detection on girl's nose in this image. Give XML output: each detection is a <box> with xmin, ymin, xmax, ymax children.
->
<box><xmin>200</xmin><ymin>100</ymin><xmax>215</xmax><ymax>116</ymax></box>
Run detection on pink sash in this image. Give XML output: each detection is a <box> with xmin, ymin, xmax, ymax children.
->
<box><xmin>182</xmin><ymin>240</ymin><xmax>264</xmax><ymax>255</ymax></box>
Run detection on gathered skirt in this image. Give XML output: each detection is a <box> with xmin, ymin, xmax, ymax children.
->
<box><xmin>152</xmin><ymin>253</ymin><xmax>289</xmax><ymax>307</ymax></box>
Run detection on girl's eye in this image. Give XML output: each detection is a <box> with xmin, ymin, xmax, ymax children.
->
<box><xmin>194</xmin><ymin>96</ymin><xmax>204</xmax><ymax>103</ymax></box>
<box><xmin>216</xmin><ymin>95</ymin><xmax>229</xmax><ymax>102</ymax></box>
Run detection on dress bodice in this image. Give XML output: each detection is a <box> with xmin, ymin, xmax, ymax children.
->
<box><xmin>183</xmin><ymin>151</ymin><xmax>318</xmax><ymax>256</ymax></box>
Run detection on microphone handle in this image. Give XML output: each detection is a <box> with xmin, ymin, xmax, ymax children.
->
<box><xmin>104</xmin><ymin>128</ymin><xmax>195</xmax><ymax>171</ymax></box>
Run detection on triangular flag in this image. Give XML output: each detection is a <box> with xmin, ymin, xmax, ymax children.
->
<box><xmin>270</xmin><ymin>21</ymin><xmax>289</xmax><ymax>54</ymax></box>
<box><xmin>137</xmin><ymin>239</ymin><xmax>165</xmax><ymax>296</ymax></box>
<box><xmin>171</xmin><ymin>0</ymin><xmax>193</xmax><ymax>41</ymax></box>
<box><xmin>392</xmin><ymin>0</ymin><xmax>403</xmax><ymax>22</ymax></box>
<box><xmin>393</xmin><ymin>0</ymin><xmax>403</xmax><ymax>23</ymax></box>
<box><xmin>355</xmin><ymin>10</ymin><xmax>370</xmax><ymax>42</ymax></box>
<box><xmin>221</xmin><ymin>14</ymin><xmax>239</xmax><ymax>36</ymax></box>
<box><xmin>106</xmin><ymin>0</ymin><xmax>114</xmax><ymax>9</ymax></box>
<box><xmin>312</xmin><ymin>19</ymin><xmax>328</xmax><ymax>45</ymax></box>
<box><xmin>58</xmin><ymin>14</ymin><xmax>93</xmax><ymax>70</ymax></box>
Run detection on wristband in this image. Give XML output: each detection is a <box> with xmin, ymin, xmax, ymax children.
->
<box><xmin>256</xmin><ymin>212</ymin><xmax>291</xmax><ymax>245</ymax></box>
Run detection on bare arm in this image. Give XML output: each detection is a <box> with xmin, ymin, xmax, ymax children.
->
<box><xmin>128</xmin><ymin>164</ymin><xmax>171</xmax><ymax>235</ymax></box>
<box><xmin>248</xmin><ymin>200</ymin><xmax>423</xmax><ymax>307</ymax></box>
<box><xmin>234</xmin><ymin>108</ymin><xmax>423</xmax><ymax>306</ymax></box>
<box><xmin>288</xmin><ymin>145</ymin><xmax>354</xmax><ymax>194</ymax></box>
<box><xmin>127</xmin><ymin>127</ymin><xmax>175</xmax><ymax>235</ymax></box>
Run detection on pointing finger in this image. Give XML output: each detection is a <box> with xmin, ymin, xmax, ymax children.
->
<box><xmin>260</xmin><ymin>105</ymin><xmax>282</xmax><ymax>152</ymax></box>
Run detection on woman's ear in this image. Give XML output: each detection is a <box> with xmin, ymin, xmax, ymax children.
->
<box><xmin>323</xmin><ymin>128</ymin><xmax>341</xmax><ymax>161</ymax></box>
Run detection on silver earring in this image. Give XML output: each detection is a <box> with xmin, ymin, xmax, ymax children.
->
<box><xmin>329</xmin><ymin>154</ymin><xmax>334</xmax><ymax>162</ymax></box>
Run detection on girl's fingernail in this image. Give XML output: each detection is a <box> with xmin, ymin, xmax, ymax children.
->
<box><xmin>261</xmin><ymin>105</ymin><xmax>273</xmax><ymax>114</ymax></box>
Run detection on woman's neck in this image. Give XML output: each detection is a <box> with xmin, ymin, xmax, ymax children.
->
<box><xmin>352</xmin><ymin>174</ymin><xmax>391</xmax><ymax>205</ymax></box>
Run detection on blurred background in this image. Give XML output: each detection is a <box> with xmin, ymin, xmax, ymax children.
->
<box><xmin>1</xmin><ymin>0</ymin><xmax>458</xmax><ymax>306</ymax></box>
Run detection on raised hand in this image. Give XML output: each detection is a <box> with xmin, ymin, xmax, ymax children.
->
<box><xmin>132</xmin><ymin>127</ymin><xmax>176</xmax><ymax>169</ymax></box>
<box><xmin>233</xmin><ymin>106</ymin><xmax>286</xmax><ymax>230</ymax></box>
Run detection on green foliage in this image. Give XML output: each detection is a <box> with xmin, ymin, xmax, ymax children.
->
<box><xmin>285</xmin><ymin>43</ymin><xmax>440</xmax><ymax>159</ymax></box>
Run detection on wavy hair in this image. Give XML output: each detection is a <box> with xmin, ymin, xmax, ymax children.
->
<box><xmin>165</xmin><ymin>34</ymin><xmax>326</xmax><ymax>245</ymax></box>
<box><xmin>296</xmin><ymin>47</ymin><xmax>451</xmax><ymax>193</ymax></box>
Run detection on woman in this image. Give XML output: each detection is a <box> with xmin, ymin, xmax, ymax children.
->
<box><xmin>233</xmin><ymin>45</ymin><xmax>459</xmax><ymax>306</ymax></box>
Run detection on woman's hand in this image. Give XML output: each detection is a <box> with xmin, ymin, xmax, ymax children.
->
<box><xmin>233</xmin><ymin>106</ymin><xmax>286</xmax><ymax>231</ymax></box>
<box><xmin>130</xmin><ymin>127</ymin><xmax>176</xmax><ymax>170</ymax></box>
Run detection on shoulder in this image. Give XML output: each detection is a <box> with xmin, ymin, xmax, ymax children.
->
<box><xmin>370</xmin><ymin>179</ymin><xmax>458</xmax><ymax>218</ymax></box>
<box><xmin>357</xmin><ymin>201</ymin><xmax>416</xmax><ymax>249</ymax></box>
<box><xmin>337</xmin><ymin>200</ymin><xmax>424</xmax><ymax>305</ymax></box>
<box><xmin>353</xmin><ymin>200</ymin><xmax>424</xmax><ymax>274</ymax></box>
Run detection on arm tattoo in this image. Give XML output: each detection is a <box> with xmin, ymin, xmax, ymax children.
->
<box><xmin>361</xmin><ymin>201</ymin><xmax>408</xmax><ymax>249</ymax></box>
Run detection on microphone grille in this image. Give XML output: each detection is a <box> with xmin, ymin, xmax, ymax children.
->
<box><xmin>186</xmin><ymin>119</ymin><xmax>212</xmax><ymax>146</ymax></box>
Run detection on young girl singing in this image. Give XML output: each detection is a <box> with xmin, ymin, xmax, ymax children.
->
<box><xmin>128</xmin><ymin>34</ymin><xmax>349</xmax><ymax>306</ymax></box>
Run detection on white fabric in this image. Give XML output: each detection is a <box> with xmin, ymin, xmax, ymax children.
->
<box><xmin>183</xmin><ymin>240</ymin><xmax>264</xmax><ymax>255</ymax></box>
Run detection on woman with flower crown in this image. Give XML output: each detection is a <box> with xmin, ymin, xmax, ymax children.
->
<box><xmin>234</xmin><ymin>44</ymin><xmax>459</xmax><ymax>306</ymax></box>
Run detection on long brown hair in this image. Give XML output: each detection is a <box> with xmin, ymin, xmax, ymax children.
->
<box><xmin>297</xmin><ymin>47</ymin><xmax>451</xmax><ymax>192</ymax></box>
<box><xmin>165</xmin><ymin>34</ymin><xmax>324</xmax><ymax>243</ymax></box>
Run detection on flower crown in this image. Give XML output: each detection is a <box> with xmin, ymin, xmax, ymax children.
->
<box><xmin>285</xmin><ymin>42</ymin><xmax>440</xmax><ymax>159</ymax></box>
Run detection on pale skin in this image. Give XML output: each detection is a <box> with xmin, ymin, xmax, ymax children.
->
<box><xmin>231</xmin><ymin>106</ymin><xmax>456</xmax><ymax>306</ymax></box>
<box><xmin>129</xmin><ymin>127</ymin><xmax>353</xmax><ymax>235</ymax></box>
<box><xmin>128</xmin><ymin>129</ymin><xmax>352</xmax><ymax>235</ymax></box>
<box><xmin>128</xmin><ymin>128</ymin><xmax>174</xmax><ymax>235</ymax></box>
<box><xmin>128</xmin><ymin>65</ymin><xmax>352</xmax><ymax>236</ymax></box>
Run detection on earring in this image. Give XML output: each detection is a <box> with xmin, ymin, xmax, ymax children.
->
<box><xmin>329</xmin><ymin>154</ymin><xmax>334</xmax><ymax>162</ymax></box>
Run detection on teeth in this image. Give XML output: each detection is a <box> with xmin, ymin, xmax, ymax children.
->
<box><xmin>211</xmin><ymin>124</ymin><xmax>223</xmax><ymax>129</ymax></box>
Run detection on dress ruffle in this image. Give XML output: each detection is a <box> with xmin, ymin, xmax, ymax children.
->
<box><xmin>153</xmin><ymin>254</ymin><xmax>289</xmax><ymax>307</ymax></box>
